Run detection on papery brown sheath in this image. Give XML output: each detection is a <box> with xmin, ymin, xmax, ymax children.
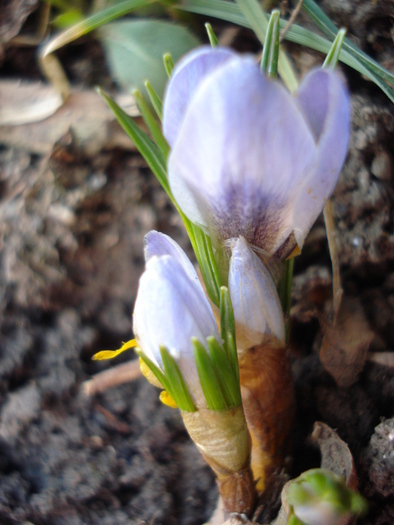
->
<box><xmin>238</xmin><ymin>336</ymin><xmax>295</xmax><ymax>492</ymax></box>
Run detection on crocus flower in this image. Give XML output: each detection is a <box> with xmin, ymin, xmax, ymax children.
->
<box><xmin>228</xmin><ymin>237</ymin><xmax>285</xmax><ymax>350</ymax></box>
<box><xmin>163</xmin><ymin>47</ymin><xmax>350</xmax><ymax>259</ymax></box>
<box><xmin>132</xmin><ymin>236</ymin><xmax>221</xmax><ymax>408</ymax></box>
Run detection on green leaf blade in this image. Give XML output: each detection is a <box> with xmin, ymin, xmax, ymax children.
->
<box><xmin>323</xmin><ymin>28</ymin><xmax>346</xmax><ymax>69</ymax></box>
<box><xmin>207</xmin><ymin>336</ymin><xmax>241</xmax><ymax>407</ymax></box>
<box><xmin>178</xmin><ymin>0</ymin><xmax>394</xmax><ymax>101</ymax></box>
<box><xmin>42</xmin><ymin>0</ymin><xmax>157</xmax><ymax>56</ymax></box>
<box><xmin>235</xmin><ymin>0</ymin><xmax>298</xmax><ymax>91</ymax></box>
<box><xmin>205</xmin><ymin>22</ymin><xmax>219</xmax><ymax>47</ymax></box>
<box><xmin>192</xmin><ymin>338</ymin><xmax>227</xmax><ymax>411</ymax></box>
<box><xmin>133</xmin><ymin>89</ymin><xmax>170</xmax><ymax>160</ymax></box>
<box><xmin>219</xmin><ymin>287</ymin><xmax>237</xmax><ymax>377</ymax></box>
<box><xmin>145</xmin><ymin>80</ymin><xmax>163</xmax><ymax>121</ymax></box>
<box><xmin>160</xmin><ymin>346</ymin><xmax>196</xmax><ymax>411</ymax></box>
<box><xmin>99</xmin><ymin>19</ymin><xmax>199</xmax><ymax>99</ymax></box>
<box><xmin>97</xmin><ymin>87</ymin><xmax>173</xmax><ymax>199</ymax></box>
<box><xmin>260</xmin><ymin>9</ymin><xmax>280</xmax><ymax>78</ymax></box>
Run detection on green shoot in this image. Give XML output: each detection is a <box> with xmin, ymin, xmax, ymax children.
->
<box><xmin>260</xmin><ymin>9</ymin><xmax>280</xmax><ymax>78</ymax></box>
<box><xmin>323</xmin><ymin>28</ymin><xmax>346</xmax><ymax>69</ymax></box>
<box><xmin>133</xmin><ymin>89</ymin><xmax>170</xmax><ymax>160</ymax></box>
<box><xmin>205</xmin><ymin>23</ymin><xmax>219</xmax><ymax>47</ymax></box>
<box><xmin>163</xmin><ymin>53</ymin><xmax>175</xmax><ymax>77</ymax></box>
<box><xmin>145</xmin><ymin>80</ymin><xmax>163</xmax><ymax>121</ymax></box>
<box><xmin>160</xmin><ymin>346</ymin><xmax>196</xmax><ymax>411</ymax></box>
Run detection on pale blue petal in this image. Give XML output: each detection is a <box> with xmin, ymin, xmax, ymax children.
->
<box><xmin>133</xmin><ymin>255</ymin><xmax>220</xmax><ymax>407</ymax></box>
<box><xmin>144</xmin><ymin>230</ymin><xmax>199</xmax><ymax>284</ymax></box>
<box><xmin>229</xmin><ymin>237</ymin><xmax>285</xmax><ymax>347</ymax></box>
<box><xmin>163</xmin><ymin>46</ymin><xmax>236</xmax><ymax>147</ymax></box>
<box><xmin>291</xmin><ymin>68</ymin><xmax>350</xmax><ymax>249</ymax></box>
<box><xmin>168</xmin><ymin>58</ymin><xmax>316</xmax><ymax>255</ymax></box>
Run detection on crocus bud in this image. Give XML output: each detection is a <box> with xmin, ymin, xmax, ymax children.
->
<box><xmin>133</xmin><ymin>253</ymin><xmax>221</xmax><ymax>409</ymax></box>
<box><xmin>228</xmin><ymin>237</ymin><xmax>285</xmax><ymax>351</ymax></box>
<box><xmin>144</xmin><ymin>230</ymin><xmax>200</xmax><ymax>284</ymax></box>
<box><xmin>226</xmin><ymin>237</ymin><xmax>293</xmax><ymax>491</ymax></box>
<box><xmin>163</xmin><ymin>47</ymin><xmax>350</xmax><ymax>259</ymax></box>
<box><xmin>135</xmin><ymin>233</ymin><xmax>256</xmax><ymax>515</ymax></box>
<box><xmin>285</xmin><ymin>469</ymin><xmax>367</xmax><ymax>525</ymax></box>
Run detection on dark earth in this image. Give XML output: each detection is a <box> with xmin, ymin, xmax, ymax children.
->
<box><xmin>0</xmin><ymin>1</ymin><xmax>393</xmax><ymax>524</ymax></box>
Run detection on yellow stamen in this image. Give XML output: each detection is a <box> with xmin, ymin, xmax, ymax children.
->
<box><xmin>286</xmin><ymin>244</ymin><xmax>301</xmax><ymax>259</ymax></box>
<box><xmin>159</xmin><ymin>390</ymin><xmax>178</xmax><ymax>408</ymax></box>
<box><xmin>92</xmin><ymin>339</ymin><xmax>138</xmax><ymax>360</ymax></box>
<box><xmin>139</xmin><ymin>357</ymin><xmax>163</xmax><ymax>388</ymax></box>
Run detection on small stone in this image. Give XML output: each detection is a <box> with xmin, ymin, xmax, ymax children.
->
<box><xmin>371</xmin><ymin>150</ymin><xmax>392</xmax><ymax>182</ymax></box>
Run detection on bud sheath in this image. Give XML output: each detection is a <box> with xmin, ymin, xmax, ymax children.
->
<box><xmin>182</xmin><ymin>406</ymin><xmax>255</xmax><ymax>516</ymax></box>
<box><xmin>238</xmin><ymin>338</ymin><xmax>295</xmax><ymax>492</ymax></box>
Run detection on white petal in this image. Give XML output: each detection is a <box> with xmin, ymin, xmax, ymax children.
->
<box><xmin>144</xmin><ymin>230</ymin><xmax>199</xmax><ymax>284</ymax></box>
<box><xmin>229</xmin><ymin>237</ymin><xmax>285</xmax><ymax>350</ymax></box>
<box><xmin>163</xmin><ymin>46</ymin><xmax>236</xmax><ymax>147</ymax></box>
<box><xmin>291</xmin><ymin>68</ymin><xmax>350</xmax><ymax>249</ymax></box>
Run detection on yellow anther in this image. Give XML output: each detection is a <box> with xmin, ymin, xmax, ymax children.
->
<box><xmin>139</xmin><ymin>357</ymin><xmax>163</xmax><ymax>388</ymax></box>
<box><xmin>286</xmin><ymin>244</ymin><xmax>301</xmax><ymax>259</ymax></box>
<box><xmin>159</xmin><ymin>390</ymin><xmax>178</xmax><ymax>408</ymax></box>
<box><xmin>92</xmin><ymin>339</ymin><xmax>138</xmax><ymax>360</ymax></box>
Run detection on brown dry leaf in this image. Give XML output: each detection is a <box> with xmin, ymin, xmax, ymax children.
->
<box><xmin>319</xmin><ymin>296</ymin><xmax>374</xmax><ymax>388</ymax></box>
<box><xmin>0</xmin><ymin>85</ymin><xmax>138</xmax><ymax>155</ymax></box>
<box><xmin>311</xmin><ymin>421</ymin><xmax>358</xmax><ymax>490</ymax></box>
<box><xmin>0</xmin><ymin>80</ymin><xmax>63</xmax><ymax>125</ymax></box>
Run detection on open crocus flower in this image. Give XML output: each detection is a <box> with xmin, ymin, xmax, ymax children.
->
<box><xmin>133</xmin><ymin>233</ymin><xmax>222</xmax><ymax>409</ymax></box>
<box><xmin>163</xmin><ymin>47</ymin><xmax>350</xmax><ymax>259</ymax></box>
<box><xmin>228</xmin><ymin>237</ymin><xmax>285</xmax><ymax>351</ymax></box>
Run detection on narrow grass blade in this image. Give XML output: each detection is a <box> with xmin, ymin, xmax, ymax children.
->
<box><xmin>133</xmin><ymin>89</ymin><xmax>170</xmax><ymax>160</ymax></box>
<box><xmin>302</xmin><ymin>0</ymin><xmax>394</xmax><ymax>85</ymax></box>
<box><xmin>260</xmin><ymin>9</ymin><xmax>280</xmax><ymax>78</ymax></box>
<box><xmin>97</xmin><ymin>87</ymin><xmax>173</xmax><ymax>200</ymax></box>
<box><xmin>190</xmin><ymin>225</ymin><xmax>221</xmax><ymax>306</ymax></box>
<box><xmin>160</xmin><ymin>346</ymin><xmax>196</xmax><ymax>411</ymax></box>
<box><xmin>179</xmin><ymin>0</ymin><xmax>394</xmax><ymax>101</ymax></box>
<box><xmin>98</xmin><ymin>89</ymin><xmax>222</xmax><ymax>306</ymax></box>
<box><xmin>205</xmin><ymin>22</ymin><xmax>219</xmax><ymax>47</ymax></box>
<box><xmin>145</xmin><ymin>80</ymin><xmax>163</xmax><ymax>121</ymax></box>
<box><xmin>235</xmin><ymin>0</ymin><xmax>298</xmax><ymax>91</ymax></box>
<box><xmin>164</xmin><ymin>53</ymin><xmax>175</xmax><ymax>77</ymax></box>
<box><xmin>323</xmin><ymin>28</ymin><xmax>346</xmax><ymax>69</ymax></box>
<box><xmin>42</xmin><ymin>0</ymin><xmax>156</xmax><ymax>56</ymax></box>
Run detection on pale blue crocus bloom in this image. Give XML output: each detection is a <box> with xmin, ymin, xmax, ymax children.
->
<box><xmin>163</xmin><ymin>47</ymin><xmax>350</xmax><ymax>259</ymax></box>
<box><xmin>133</xmin><ymin>233</ymin><xmax>221</xmax><ymax>408</ymax></box>
<box><xmin>229</xmin><ymin>237</ymin><xmax>285</xmax><ymax>350</ymax></box>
